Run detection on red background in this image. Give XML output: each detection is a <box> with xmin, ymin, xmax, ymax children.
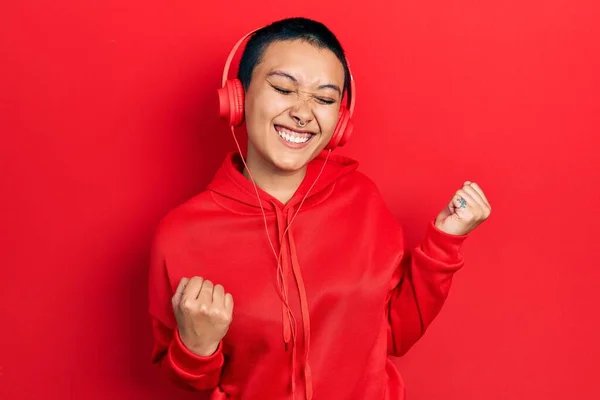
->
<box><xmin>1</xmin><ymin>1</ymin><xmax>599</xmax><ymax>399</ymax></box>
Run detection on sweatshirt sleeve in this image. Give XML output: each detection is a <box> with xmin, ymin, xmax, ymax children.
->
<box><xmin>148</xmin><ymin>228</ymin><xmax>225</xmax><ymax>391</ymax></box>
<box><xmin>386</xmin><ymin>219</ymin><xmax>468</xmax><ymax>357</ymax></box>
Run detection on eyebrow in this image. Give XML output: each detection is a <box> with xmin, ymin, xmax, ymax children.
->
<box><xmin>267</xmin><ymin>70</ymin><xmax>342</xmax><ymax>96</ymax></box>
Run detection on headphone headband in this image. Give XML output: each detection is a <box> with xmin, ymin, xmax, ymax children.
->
<box><xmin>221</xmin><ymin>27</ymin><xmax>356</xmax><ymax>115</ymax></box>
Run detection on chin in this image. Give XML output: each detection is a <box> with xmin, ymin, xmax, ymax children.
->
<box><xmin>269</xmin><ymin>152</ymin><xmax>311</xmax><ymax>173</ymax></box>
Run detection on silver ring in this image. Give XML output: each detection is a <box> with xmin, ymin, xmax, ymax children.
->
<box><xmin>458</xmin><ymin>197</ymin><xmax>467</xmax><ymax>208</ymax></box>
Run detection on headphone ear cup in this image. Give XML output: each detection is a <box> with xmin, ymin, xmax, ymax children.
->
<box><xmin>326</xmin><ymin>107</ymin><xmax>354</xmax><ymax>150</ymax></box>
<box><xmin>218</xmin><ymin>79</ymin><xmax>245</xmax><ymax>126</ymax></box>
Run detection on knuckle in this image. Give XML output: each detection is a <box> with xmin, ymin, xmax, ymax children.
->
<box><xmin>217</xmin><ymin>310</ymin><xmax>233</xmax><ymax>324</ymax></box>
<box><xmin>181</xmin><ymin>300</ymin><xmax>194</xmax><ymax>311</ymax></box>
<box><xmin>199</xmin><ymin>303</ymin><xmax>209</xmax><ymax>314</ymax></box>
<box><xmin>210</xmin><ymin>308</ymin><xmax>228</xmax><ymax>322</ymax></box>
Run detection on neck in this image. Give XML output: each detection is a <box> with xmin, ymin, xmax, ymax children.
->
<box><xmin>242</xmin><ymin>146</ymin><xmax>307</xmax><ymax>204</ymax></box>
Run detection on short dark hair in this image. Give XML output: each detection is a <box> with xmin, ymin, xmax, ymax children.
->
<box><xmin>237</xmin><ymin>17</ymin><xmax>351</xmax><ymax>99</ymax></box>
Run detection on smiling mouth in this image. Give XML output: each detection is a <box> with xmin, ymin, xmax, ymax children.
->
<box><xmin>274</xmin><ymin>125</ymin><xmax>315</xmax><ymax>145</ymax></box>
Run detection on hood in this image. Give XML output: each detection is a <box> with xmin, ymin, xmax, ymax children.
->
<box><xmin>206</xmin><ymin>150</ymin><xmax>359</xmax><ymax>400</ymax></box>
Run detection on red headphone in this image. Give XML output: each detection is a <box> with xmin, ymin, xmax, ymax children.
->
<box><xmin>217</xmin><ymin>28</ymin><xmax>356</xmax><ymax>150</ymax></box>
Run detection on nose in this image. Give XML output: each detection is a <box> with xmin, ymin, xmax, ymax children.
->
<box><xmin>289</xmin><ymin>99</ymin><xmax>313</xmax><ymax>128</ymax></box>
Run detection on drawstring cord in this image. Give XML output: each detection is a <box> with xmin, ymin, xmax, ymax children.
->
<box><xmin>287</xmin><ymin>213</ymin><xmax>314</xmax><ymax>399</ymax></box>
<box><xmin>229</xmin><ymin>125</ymin><xmax>331</xmax><ymax>399</ymax></box>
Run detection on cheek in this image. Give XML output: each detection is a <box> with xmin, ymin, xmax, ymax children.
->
<box><xmin>315</xmin><ymin>107</ymin><xmax>341</xmax><ymax>136</ymax></box>
<box><xmin>246</xmin><ymin>91</ymin><xmax>289</xmax><ymax>126</ymax></box>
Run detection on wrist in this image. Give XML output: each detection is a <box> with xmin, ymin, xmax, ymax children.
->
<box><xmin>190</xmin><ymin>343</ymin><xmax>219</xmax><ymax>357</ymax></box>
<box><xmin>179</xmin><ymin>333</ymin><xmax>219</xmax><ymax>357</ymax></box>
<box><xmin>422</xmin><ymin>220</ymin><xmax>467</xmax><ymax>264</ymax></box>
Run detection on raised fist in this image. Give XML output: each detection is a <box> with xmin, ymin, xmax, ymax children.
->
<box><xmin>435</xmin><ymin>181</ymin><xmax>492</xmax><ymax>236</ymax></box>
<box><xmin>171</xmin><ymin>276</ymin><xmax>234</xmax><ymax>357</ymax></box>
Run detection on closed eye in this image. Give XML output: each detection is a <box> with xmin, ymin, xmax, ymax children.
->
<box><xmin>315</xmin><ymin>97</ymin><xmax>336</xmax><ymax>105</ymax></box>
<box><xmin>271</xmin><ymin>83</ymin><xmax>336</xmax><ymax>105</ymax></box>
<box><xmin>273</xmin><ymin>86</ymin><xmax>293</xmax><ymax>95</ymax></box>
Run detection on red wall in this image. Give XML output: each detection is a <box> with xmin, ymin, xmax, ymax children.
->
<box><xmin>1</xmin><ymin>1</ymin><xmax>599</xmax><ymax>399</ymax></box>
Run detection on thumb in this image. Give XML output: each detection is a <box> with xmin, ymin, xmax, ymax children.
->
<box><xmin>435</xmin><ymin>203</ymin><xmax>453</xmax><ymax>225</ymax></box>
<box><xmin>171</xmin><ymin>277</ymin><xmax>190</xmax><ymax>309</ymax></box>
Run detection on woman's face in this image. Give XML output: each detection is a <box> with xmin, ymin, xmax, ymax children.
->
<box><xmin>243</xmin><ymin>39</ymin><xmax>346</xmax><ymax>174</ymax></box>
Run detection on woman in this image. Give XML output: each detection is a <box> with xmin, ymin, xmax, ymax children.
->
<box><xmin>148</xmin><ymin>17</ymin><xmax>491</xmax><ymax>400</ymax></box>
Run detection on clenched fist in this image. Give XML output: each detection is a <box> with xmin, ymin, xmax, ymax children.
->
<box><xmin>171</xmin><ymin>276</ymin><xmax>234</xmax><ymax>357</ymax></box>
<box><xmin>435</xmin><ymin>181</ymin><xmax>492</xmax><ymax>236</ymax></box>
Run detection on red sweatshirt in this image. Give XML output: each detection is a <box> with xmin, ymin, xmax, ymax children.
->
<box><xmin>148</xmin><ymin>151</ymin><xmax>468</xmax><ymax>400</ymax></box>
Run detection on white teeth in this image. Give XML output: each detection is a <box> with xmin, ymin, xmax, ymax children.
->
<box><xmin>277</xmin><ymin>127</ymin><xmax>311</xmax><ymax>144</ymax></box>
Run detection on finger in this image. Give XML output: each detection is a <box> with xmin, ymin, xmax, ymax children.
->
<box><xmin>453</xmin><ymin>189</ymin><xmax>476</xmax><ymax>212</ymax></box>
<box><xmin>468</xmin><ymin>182</ymin><xmax>491</xmax><ymax>209</ymax></box>
<box><xmin>224</xmin><ymin>293</ymin><xmax>234</xmax><ymax>315</ymax></box>
<box><xmin>213</xmin><ymin>284</ymin><xmax>225</xmax><ymax>307</ymax></box>
<box><xmin>197</xmin><ymin>279</ymin><xmax>214</xmax><ymax>310</ymax></box>
<box><xmin>182</xmin><ymin>276</ymin><xmax>204</xmax><ymax>301</ymax></box>
<box><xmin>449</xmin><ymin>190</ymin><xmax>469</xmax><ymax>211</ymax></box>
<box><xmin>172</xmin><ymin>277</ymin><xmax>190</xmax><ymax>307</ymax></box>
<box><xmin>461</xmin><ymin>184</ymin><xmax>487</xmax><ymax>211</ymax></box>
<box><xmin>447</xmin><ymin>192</ymin><xmax>461</xmax><ymax>213</ymax></box>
